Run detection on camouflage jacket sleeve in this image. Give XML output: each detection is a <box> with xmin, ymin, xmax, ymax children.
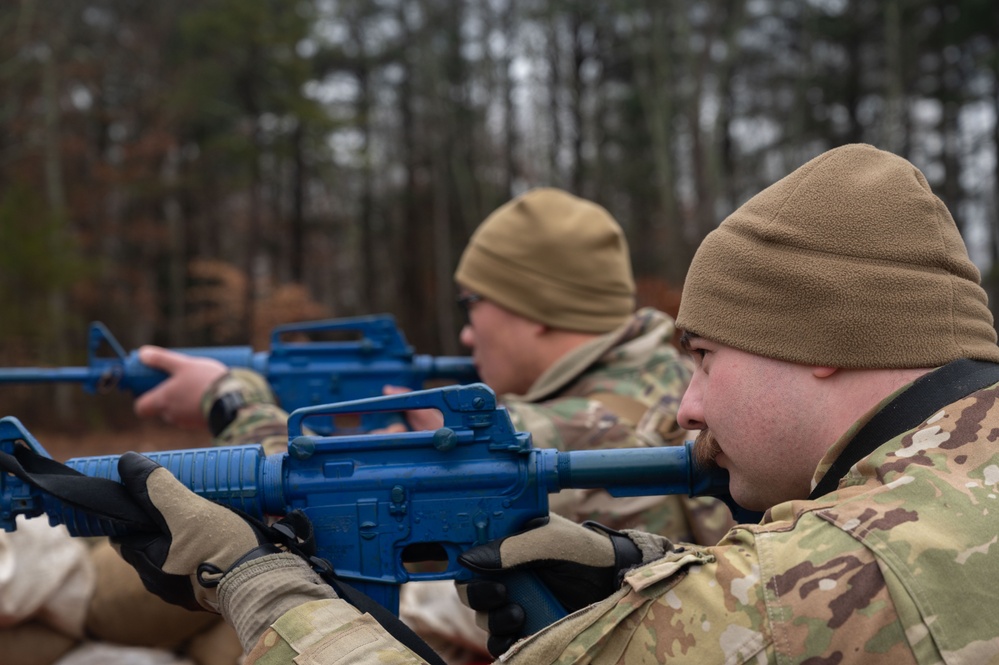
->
<box><xmin>242</xmin><ymin>599</ymin><xmax>432</xmax><ymax>665</ymax></box>
<box><xmin>239</xmin><ymin>512</ymin><xmax>919</xmax><ymax>665</ymax></box>
<box><xmin>199</xmin><ymin>368</ymin><xmax>292</xmax><ymax>455</ymax></box>
<box><xmin>500</xmin><ymin>516</ymin><xmax>919</xmax><ymax>665</ymax></box>
<box><xmin>214</xmin><ymin>554</ymin><xmax>428</xmax><ymax>665</ymax></box>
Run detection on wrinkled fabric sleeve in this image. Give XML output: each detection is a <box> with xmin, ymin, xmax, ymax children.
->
<box><xmin>239</xmin><ymin>532</ymin><xmax>777</xmax><ymax>665</ymax></box>
<box><xmin>242</xmin><ymin>599</ymin><xmax>434</xmax><ymax>665</ymax></box>
<box><xmin>200</xmin><ymin>368</ymin><xmax>293</xmax><ymax>454</ymax></box>
<box><xmin>498</xmin><ymin>532</ymin><xmax>774</xmax><ymax>665</ymax></box>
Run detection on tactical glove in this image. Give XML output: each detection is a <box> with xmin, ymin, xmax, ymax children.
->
<box><xmin>113</xmin><ymin>453</ymin><xmax>449</xmax><ymax>665</ymax></box>
<box><xmin>456</xmin><ymin>513</ymin><xmax>643</xmax><ymax>657</ymax></box>
<box><xmin>112</xmin><ymin>451</ymin><xmax>310</xmax><ymax>612</ymax></box>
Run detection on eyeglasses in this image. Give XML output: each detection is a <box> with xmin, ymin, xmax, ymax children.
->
<box><xmin>456</xmin><ymin>293</ymin><xmax>484</xmax><ymax>321</ymax></box>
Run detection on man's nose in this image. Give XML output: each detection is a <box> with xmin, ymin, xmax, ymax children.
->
<box><xmin>677</xmin><ymin>376</ymin><xmax>705</xmax><ymax>431</ymax></box>
<box><xmin>459</xmin><ymin>324</ymin><xmax>474</xmax><ymax>348</ymax></box>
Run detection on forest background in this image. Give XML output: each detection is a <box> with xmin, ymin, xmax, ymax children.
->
<box><xmin>1</xmin><ymin>0</ymin><xmax>998</xmax><ymax>447</ymax></box>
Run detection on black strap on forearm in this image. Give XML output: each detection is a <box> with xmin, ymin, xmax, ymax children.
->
<box><xmin>809</xmin><ymin>358</ymin><xmax>999</xmax><ymax>500</ymax></box>
<box><xmin>0</xmin><ymin>447</ymin><xmax>448</xmax><ymax>665</ymax></box>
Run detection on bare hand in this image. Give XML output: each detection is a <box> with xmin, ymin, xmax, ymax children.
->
<box><xmin>382</xmin><ymin>385</ymin><xmax>445</xmax><ymax>431</ymax></box>
<box><xmin>368</xmin><ymin>423</ymin><xmax>408</xmax><ymax>434</ymax></box>
<box><xmin>133</xmin><ymin>346</ymin><xmax>228</xmax><ymax>430</ymax></box>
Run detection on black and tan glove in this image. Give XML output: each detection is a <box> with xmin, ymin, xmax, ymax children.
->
<box><xmin>111</xmin><ymin>452</ymin><xmax>449</xmax><ymax>665</ymax></box>
<box><xmin>456</xmin><ymin>513</ymin><xmax>643</xmax><ymax>657</ymax></box>
<box><xmin>111</xmin><ymin>451</ymin><xmax>314</xmax><ymax>613</ymax></box>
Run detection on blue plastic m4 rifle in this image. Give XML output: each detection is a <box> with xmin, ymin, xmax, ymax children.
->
<box><xmin>0</xmin><ymin>384</ymin><xmax>737</xmax><ymax>636</ymax></box>
<box><xmin>0</xmin><ymin>315</ymin><xmax>478</xmax><ymax>435</ymax></box>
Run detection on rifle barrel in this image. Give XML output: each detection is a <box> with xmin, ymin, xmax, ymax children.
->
<box><xmin>0</xmin><ymin>367</ymin><xmax>94</xmax><ymax>384</ymax></box>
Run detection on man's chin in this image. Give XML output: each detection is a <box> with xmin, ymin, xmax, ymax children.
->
<box><xmin>727</xmin><ymin>480</ymin><xmax>773</xmax><ymax>513</ymax></box>
<box><xmin>714</xmin><ymin>451</ymin><xmax>728</xmax><ymax>468</ymax></box>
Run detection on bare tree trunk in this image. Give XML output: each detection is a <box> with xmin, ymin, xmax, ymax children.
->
<box><xmin>629</xmin><ymin>2</ymin><xmax>687</xmax><ymax>284</ymax></box>
<box><xmin>568</xmin><ymin>10</ymin><xmax>584</xmax><ymax>194</ymax></box>
<box><xmin>689</xmin><ymin>0</ymin><xmax>719</xmax><ymax>241</ymax></box>
<box><xmin>546</xmin><ymin>12</ymin><xmax>563</xmax><ymax>185</ymax></box>
<box><xmin>243</xmin><ymin>120</ymin><xmax>262</xmax><ymax>344</ymax></box>
<box><xmin>843</xmin><ymin>0</ymin><xmax>864</xmax><ymax>144</ymax></box>
<box><xmin>162</xmin><ymin>143</ymin><xmax>186</xmax><ymax>344</ymax></box>
<box><xmin>715</xmin><ymin>0</ymin><xmax>746</xmax><ymax>213</ymax></box>
<box><xmin>987</xmin><ymin>63</ymin><xmax>999</xmax><ymax>312</ymax></box>
<box><xmin>40</xmin><ymin>42</ymin><xmax>73</xmax><ymax>418</ymax></box>
<box><xmin>993</xmin><ymin>61</ymin><xmax>999</xmax><ymax>266</ymax></box>
<box><xmin>433</xmin><ymin>142</ymin><xmax>458</xmax><ymax>355</ymax></box>
<box><xmin>501</xmin><ymin>0</ymin><xmax>517</xmax><ymax>198</ymax></box>
<box><xmin>881</xmin><ymin>0</ymin><xmax>905</xmax><ymax>154</ymax></box>
<box><xmin>240</xmin><ymin>46</ymin><xmax>262</xmax><ymax>344</ymax></box>
<box><xmin>355</xmin><ymin>55</ymin><xmax>377</xmax><ymax>309</ymax></box>
<box><xmin>290</xmin><ymin>122</ymin><xmax>305</xmax><ymax>284</ymax></box>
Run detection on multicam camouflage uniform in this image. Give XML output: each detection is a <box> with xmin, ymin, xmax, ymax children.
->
<box><xmin>235</xmin><ymin>372</ymin><xmax>999</xmax><ymax>665</ymax></box>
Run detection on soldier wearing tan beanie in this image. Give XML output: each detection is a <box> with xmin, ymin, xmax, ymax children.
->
<box><xmin>77</xmin><ymin>145</ymin><xmax>999</xmax><ymax>665</ymax></box>
<box><xmin>438</xmin><ymin>144</ymin><xmax>999</xmax><ymax>663</ymax></box>
<box><xmin>454</xmin><ymin>188</ymin><xmax>636</xmax><ymax>334</ymax></box>
<box><xmin>125</xmin><ymin>187</ymin><xmax>734</xmax><ymax>665</ymax></box>
<box><xmin>677</xmin><ymin>142</ymin><xmax>999</xmax><ymax>369</ymax></box>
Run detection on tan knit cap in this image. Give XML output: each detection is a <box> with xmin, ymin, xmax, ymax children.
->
<box><xmin>677</xmin><ymin>143</ymin><xmax>999</xmax><ymax>368</ymax></box>
<box><xmin>455</xmin><ymin>188</ymin><xmax>635</xmax><ymax>333</ymax></box>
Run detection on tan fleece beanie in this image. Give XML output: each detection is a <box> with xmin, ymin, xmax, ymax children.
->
<box><xmin>677</xmin><ymin>143</ymin><xmax>999</xmax><ymax>368</ymax></box>
<box><xmin>455</xmin><ymin>188</ymin><xmax>635</xmax><ymax>333</ymax></box>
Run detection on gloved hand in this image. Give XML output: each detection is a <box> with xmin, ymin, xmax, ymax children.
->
<box><xmin>112</xmin><ymin>451</ymin><xmax>310</xmax><ymax>612</ymax></box>
<box><xmin>456</xmin><ymin>513</ymin><xmax>643</xmax><ymax>657</ymax></box>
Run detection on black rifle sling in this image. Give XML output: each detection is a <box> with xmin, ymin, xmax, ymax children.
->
<box><xmin>808</xmin><ymin>358</ymin><xmax>999</xmax><ymax>500</ymax></box>
<box><xmin>0</xmin><ymin>446</ymin><xmax>449</xmax><ymax>664</ymax></box>
<box><xmin>0</xmin><ymin>445</ymin><xmax>154</xmax><ymax>530</ymax></box>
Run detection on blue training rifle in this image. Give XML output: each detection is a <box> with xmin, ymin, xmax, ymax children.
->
<box><xmin>0</xmin><ymin>383</ymin><xmax>740</xmax><ymax>636</ymax></box>
<box><xmin>0</xmin><ymin>315</ymin><xmax>478</xmax><ymax>435</ymax></box>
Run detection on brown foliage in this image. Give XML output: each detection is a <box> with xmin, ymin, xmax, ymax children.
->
<box><xmin>635</xmin><ymin>275</ymin><xmax>683</xmax><ymax>319</ymax></box>
<box><xmin>186</xmin><ymin>259</ymin><xmax>331</xmax><ymax>349</ymax></box>
<box><xmin>186</xmin><ymin>258</ymin><xmax>249</xmax><ymax>343</ymax></box>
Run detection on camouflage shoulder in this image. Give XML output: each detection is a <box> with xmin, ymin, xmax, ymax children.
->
<box><xmin>746</xmin><ymin>512</ymin><xmax>917</xmax><ymax>662</ymax></box>
<box><xmin>504</xmin><ymin>396</ymin><xmax>640</xmax><ymax>452</ymax></box>
<box><xmin>582</xmin><ymin>344</ymin><xmax>691</xmax><ymax>417</ymax></box>
<box><xmin>508</xmin><ymin>513</ymin><xmax>919</xmax><ymax>664</ymax></box>
<box><xmin>503</xmin><ymin>534</ymin><xmax>774</xmax><ymax>664</ymax></box>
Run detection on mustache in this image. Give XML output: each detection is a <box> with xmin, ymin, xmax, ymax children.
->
<box><xmin>692</xmin><ymin>429</ymin><xmax>722</xmax><ymax>470</ymax></box>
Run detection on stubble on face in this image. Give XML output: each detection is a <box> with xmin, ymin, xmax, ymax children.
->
<box><xmin>693</xmin><ymin>428</ymin><xmax>722</xmax><ymax>470</ymax></box>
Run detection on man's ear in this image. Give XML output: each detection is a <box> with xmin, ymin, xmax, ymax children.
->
<box><xmin>813</xmin><ymin>366</ymin><xmax>839</xmax><ymax>379</ymax></box>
